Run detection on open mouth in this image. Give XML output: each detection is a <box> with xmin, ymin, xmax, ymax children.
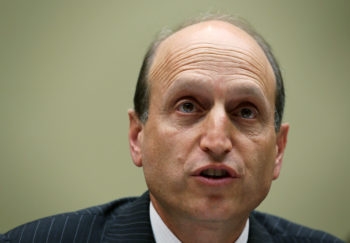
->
<box><xmin>200</xmin><ymin>168</ymin><xmax>231</xmax><ymax>179</ymax></box>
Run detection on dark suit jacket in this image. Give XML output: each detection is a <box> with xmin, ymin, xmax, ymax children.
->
<box><xmin>0</xmin><ymin>192</ymin><xmax>343</xmax><ymax>242</ymax></box>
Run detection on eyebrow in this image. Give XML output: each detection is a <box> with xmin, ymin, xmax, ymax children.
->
<box><xmin>165</xmin><ymin>76</ymin><xmax>267</xmax><ymax>100</ymax></box>
<box><xmin>227</xmin><ymin>83</ymin><xmax>266</xmax><ymax>98</ymax></box>
<box><xmin>163</xmin><ymin>77</ymin><xmax>213</xmax><ymax>99</ymax></box>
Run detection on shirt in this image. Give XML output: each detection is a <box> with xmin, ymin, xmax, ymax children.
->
<box><xmin>150</xmin><ymin>202</ymin><xmax>249</xmax><ymax>243</ymax></box>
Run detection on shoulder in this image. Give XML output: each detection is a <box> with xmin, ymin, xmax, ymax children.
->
<box><xmin>0</xmin><ymin>194</ymin><xmax>145</xmax><ymax>243</ymax></box>
<box><xmin>249</xmin><ymin>211</ymin><xmax>344</xmax><ymax>243</ymax></box>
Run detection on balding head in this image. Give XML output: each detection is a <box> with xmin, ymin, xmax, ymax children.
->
<box><xmin>133</xmin><ymin>14</ymin><xmax>284</xmax><ymax>131</ymax></box>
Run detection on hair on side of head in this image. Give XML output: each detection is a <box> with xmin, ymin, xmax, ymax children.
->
<box><xmin>133</xmin><ymin>13</ymin><xmax>285</xmax><ymax>131</ymax></box>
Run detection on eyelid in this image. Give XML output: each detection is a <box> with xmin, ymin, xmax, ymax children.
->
<box><xmin>175</xmin><ymin>98</ymin><xmax>203</xmax><ymax>113</ymax></box>
<box><xmin>231</xmin><ymin>103</ymin><xmax>259</xmax><ymax>119</ymax></box>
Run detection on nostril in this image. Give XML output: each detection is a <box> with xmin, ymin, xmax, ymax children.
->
<box><xmin>199</xmin><ymin>113</ymin><xmax>233</xmax><ymax>156</ymax></box>
<box><xmin>200</xmin><ymin>136</ymin><xmax>233</xmax><ymax>156</ymax></box>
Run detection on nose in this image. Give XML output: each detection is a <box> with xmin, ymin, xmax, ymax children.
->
<box><xmin>199</xmin><ymin>108</ymin><xmax>233</xmax><ymax>160</ymax></box>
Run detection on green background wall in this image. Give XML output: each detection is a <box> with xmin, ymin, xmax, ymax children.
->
<box><xmin>1</xmin><ymin>0</ymin><xmax>349</xmax><ymax>241</ymax></box>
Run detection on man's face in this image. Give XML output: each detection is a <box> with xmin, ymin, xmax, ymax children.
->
<box><xmin>129</xmin><ymin>20</ymin><xmax>289</xmax><ymax>224</ymax></box>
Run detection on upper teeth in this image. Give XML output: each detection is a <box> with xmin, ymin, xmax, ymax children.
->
<box><xmin>202</xmin><ymin>169</ymin><xmax>228</xmax><ymax>177</ymax></box>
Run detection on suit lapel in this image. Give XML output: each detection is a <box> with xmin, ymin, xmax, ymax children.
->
<box><xmin>247</xmin><ymin>212</ymin><xmax>274</xmax><ymax>243</ymax></box>
<box><xmin>102</xmin><ymin>192</ymin><xmax>155</xmax><ymax>243</ymax></box>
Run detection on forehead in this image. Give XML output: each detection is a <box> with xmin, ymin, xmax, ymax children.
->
<box><xmin>148</xmin><ymin>20</ymin><xmax>275</xmax><ymax>98</ymax></box>
<box><xmin>160</xmin><ymin>20</ymin><xmax>262</xmax><ymax>54</ymax></box>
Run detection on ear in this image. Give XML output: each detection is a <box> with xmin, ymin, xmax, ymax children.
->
<box><xmin>273</xmin><ymin>123</ymin><xmax>289</xmax><ymax>180</ymax></box>
<box><xmin>128</xmin><ymin>109</ymin><xmax>144</xmax><ymax>167</ymax></box>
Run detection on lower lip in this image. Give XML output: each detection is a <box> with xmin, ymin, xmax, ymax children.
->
<box><xmin>193</xmin><ymin>176</ymin><xmax>238</xmax><ymax>187</ymax></box>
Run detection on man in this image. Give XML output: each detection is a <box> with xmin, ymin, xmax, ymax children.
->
<box><xmin>0</xmin><ymin>14</ymin><xmax>343</xmax><ymax>243</ymax></box>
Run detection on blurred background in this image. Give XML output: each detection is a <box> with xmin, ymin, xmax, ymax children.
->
<box><xmin>0</xmin><ymin>0</ymin><xmax>349</xmax><ymax>241</ymax></box>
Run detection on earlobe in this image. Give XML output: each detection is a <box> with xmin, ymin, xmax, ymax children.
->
<box><xmin>273</xmin><ymin>123</ymin><xmax>289</xmax><ymax>180</ymax></box>
<box><xmin>128</xmin><ymin>109</ymin><xmax>144</xmax><ymax>167</ymax></box>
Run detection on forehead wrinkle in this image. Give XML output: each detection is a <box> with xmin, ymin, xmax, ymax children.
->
<box><xmin>149</xmin><ymin>42</ymin><xmax>272</xmax><ymax>96</ymax></box>
<box><xmin>163</xmin><ymin>42</ymin><xmax>264</xmax><ymax>70</ymax></box>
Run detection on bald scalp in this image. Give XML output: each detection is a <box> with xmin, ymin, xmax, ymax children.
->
<box><xmin>149</xmin><ymin>20</ymin><xmax>275</xmax><ymax>99</ymax></box>
<box><xmin>133</xmin><ymin>14</ymin><xmax>285</xmax><ymax>131</ymax></box>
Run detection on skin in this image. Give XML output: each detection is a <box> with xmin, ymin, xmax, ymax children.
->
<box><xmin>129</xmin><ymin>20</ymin><xmax>289</xmax><ymax>242</ymax></box>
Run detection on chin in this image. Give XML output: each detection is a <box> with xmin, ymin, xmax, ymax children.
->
<box><xmin>190</xmin><ymin>198</ymin><xmax>247</xmax><ymax>222</ymax></box>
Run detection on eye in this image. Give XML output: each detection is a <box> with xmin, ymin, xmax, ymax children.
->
<box><xmin>235</xmin><ymin>106</ymin><xmax>257</xmax><ymax>119</ymax></box>
<box><xmin>177</xmin><ymin>101</ymin><xmax>197</xmax><ymax>113</ymax></box>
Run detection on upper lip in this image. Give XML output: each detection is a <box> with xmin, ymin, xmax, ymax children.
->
<box><xmin>192</xmin><ymin>164</ymin><xmax>240</xmax><ymax>178</ymax></box>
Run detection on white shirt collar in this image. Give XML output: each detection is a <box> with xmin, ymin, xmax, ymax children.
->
<box><xmin>150</xmin><ymin>202</ymin><xmax>249</xmax><ymax>243</ymax></box>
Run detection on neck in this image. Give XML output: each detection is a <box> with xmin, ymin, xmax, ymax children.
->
<box><xmin>151</xmin><ymin>198</ymin><xmax>249</xmax><ymax>243</ymax></box>
<box><xmin>166</xmin><ymin>214</ymin><xmax>247</xmax><ymax>243</ymax></box>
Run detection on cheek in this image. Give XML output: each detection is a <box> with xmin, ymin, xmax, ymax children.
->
<box><xmin>141</xmin><ymin>124</ymin><xmax>187</xmax><ymax>186</ymax></box>
<box><xmin>245</xmin><ymin>135</ymin><xmax>277</xmax><ymax>184</ymax></box>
